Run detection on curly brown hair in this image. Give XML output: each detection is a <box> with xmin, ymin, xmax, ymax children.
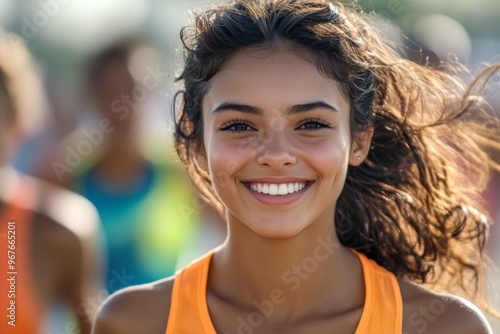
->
<box><xmin>173</xmin><ymin>0</ymin><xmax>500</xmax><ymax>315</ymax></box>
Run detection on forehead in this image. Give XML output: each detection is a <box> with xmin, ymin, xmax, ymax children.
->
<box><xmin>203</xmin><ymin>47</ymin><xmax>349</xmax><ymax>114</ymax></box>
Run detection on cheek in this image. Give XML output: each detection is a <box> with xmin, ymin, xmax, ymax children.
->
<box><xmin>301</xmin><ymin>136</ymin><xmax>350</xmax><ymax>178</ymax></box>
<box><xmin>206</xmin><ymin>138</ymin><xmax>252</xmax><ymax>190</ymax></box>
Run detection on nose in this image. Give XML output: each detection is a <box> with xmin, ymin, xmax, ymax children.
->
<box><xmin>255</xmin><ymin>127</ymin><xmax>297</xmax><ymax>169</ymax></box>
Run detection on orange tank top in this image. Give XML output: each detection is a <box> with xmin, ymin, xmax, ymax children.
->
<box><xmin>165</xmin><ymin>248</ymin><xmax>403</xmax><ymax>333</ymax></box>
<box><xmin>0</xmin><ymin>177</ymin><xmax>43</xmax><ymax>334</ymax></box>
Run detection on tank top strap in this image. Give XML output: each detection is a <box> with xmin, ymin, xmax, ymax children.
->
<box><xmin>166</xmin><ymin>249</ymin><xmax>217</xmax><ymax>334</ymax></box>
<box><xmin>166</xmin><ymin>248</ymin><xmax>403</xmax><ymax>334</ymax></box>
<box><xmin>0</xmin><ymin>174</ymin><xmax>43</xmax><ymax>333</ymax></box>
<box><xmin>352</xmin><ymin>250</ymin><xmax>403</xmax><ymax>333</ymax></box>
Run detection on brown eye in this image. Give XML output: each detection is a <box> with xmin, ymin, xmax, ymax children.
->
<box><xmin>220</xmin><ymin>120</ymin><xmax>256</xmax><ymax>133</ymax></box>
<box><xmin>297</xmin><ymin>118</ymin><xmax>332</xmax><ymax>131</ymax></box>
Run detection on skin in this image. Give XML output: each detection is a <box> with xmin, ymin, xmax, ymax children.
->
<box><xmin>38</xmin><ymin>54</ymin><xmax>144</xmax><ymax>188</ymax></box>
<box><xmin>80</xmin><ymin>55</ymin><xmax>145</xmax><ymax>187</ymax></box>
<box><xmin>93</xmin><ymin>48</ymin><xmax>493</xmax><ymax>334</ymax></box>
<box><xmin>0</xmin><ymin>166</ymin><xmax>102</xmax><ymax>333</ymax></box>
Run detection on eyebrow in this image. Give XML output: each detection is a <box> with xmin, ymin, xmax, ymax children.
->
<box><xmin>211</xmin><ymin>101</ymin><xmax>339</xmax><ymax>115</ymax></box>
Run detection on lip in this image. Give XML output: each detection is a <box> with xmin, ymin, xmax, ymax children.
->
<box><xmin>242</xmin><ymin>179</ymin><xmax>314</xmax><ymax>206</ymax></box>
<box><xmin>242</xmin><ymin>177</ymin><xmax>311</xmax><ymax>183</ymax></box>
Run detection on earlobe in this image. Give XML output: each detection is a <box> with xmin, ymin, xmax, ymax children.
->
<box><xmin>349</xmin><ymin>126</ymin><xmax>374</xmax><ymax>166</ymax></box>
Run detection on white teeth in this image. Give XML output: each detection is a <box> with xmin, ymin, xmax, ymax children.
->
<box><xmin>249</xmin><ymin>182</ymin><xmax>308</xmax><ymax>196</ymax></box>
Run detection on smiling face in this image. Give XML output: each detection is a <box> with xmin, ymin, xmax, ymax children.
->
<box><xmin>199</xmin><ymin>47</ymin><xmax>370</xmax><ymax>239</ymax></box>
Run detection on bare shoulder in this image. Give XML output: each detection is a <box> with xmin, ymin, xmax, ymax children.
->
<box><xmin>92</xmin><ymin>276</ymin><xmax>175</xmax><ymax>334</ymax></box>
<box><xmin>1</xmin><ymin>171</ymin><xmax>100</xmax><ymax>245</ymax></box>
<box><xmin>30</xmin><ymin>174</ymin><xmax>103</xmax><ymax>270</ymax></box>
<box><xmin>34</xmin><ymin>175</ymin><xmax>101</xmax><ymax>240</ymax></box>
<box><xmin>399</xmin><ymin>279</ymin><xmax>493</xmax><ymax>334</ymax></box>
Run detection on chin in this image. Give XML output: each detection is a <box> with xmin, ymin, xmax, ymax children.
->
<box><xmin>249</xmin><ymin>221</ymin><xmax>306</xmax><ymax>239</ymax></box>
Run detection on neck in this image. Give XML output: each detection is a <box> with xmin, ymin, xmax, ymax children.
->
<box><xmin>209</xmin><ymin>219</ymin><xmax>364</xmax><ymax>321</ymax></box>
<box><xmin>95</xmin><ymin>147</ymin><xmax>146</xmax><ymax>184</ymax></box>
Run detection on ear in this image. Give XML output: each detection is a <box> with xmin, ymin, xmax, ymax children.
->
<box><xmin>349</xmin><ymin>126</ymin><xmax>373</xmax><ymax>166</ymax></box>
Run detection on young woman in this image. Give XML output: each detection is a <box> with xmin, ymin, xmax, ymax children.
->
<box><xmin>93</xmin><ymin>1</ymin><xmax>499</xmax><ymax>333</ymax></box>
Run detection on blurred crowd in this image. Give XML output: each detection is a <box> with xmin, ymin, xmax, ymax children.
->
<box><xmin>0</xmin><ymin>0</ymin><xmax>499</xmax><ymax>333</ymax></box>
<box><xmin>0</xmin><ymin>29</ymin><xmax>227</xmax><ymax>334</ymax></box>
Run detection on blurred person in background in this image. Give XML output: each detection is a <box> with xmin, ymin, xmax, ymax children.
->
<box><xmin>56</xmin><ymin>40</ymin><xmax>226</xmax><ymax>293</ymax></box>
<box><xmin>0</xmin><ymin>31</ymin><xmax>102</xmax><ymax>334</ymax></box>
